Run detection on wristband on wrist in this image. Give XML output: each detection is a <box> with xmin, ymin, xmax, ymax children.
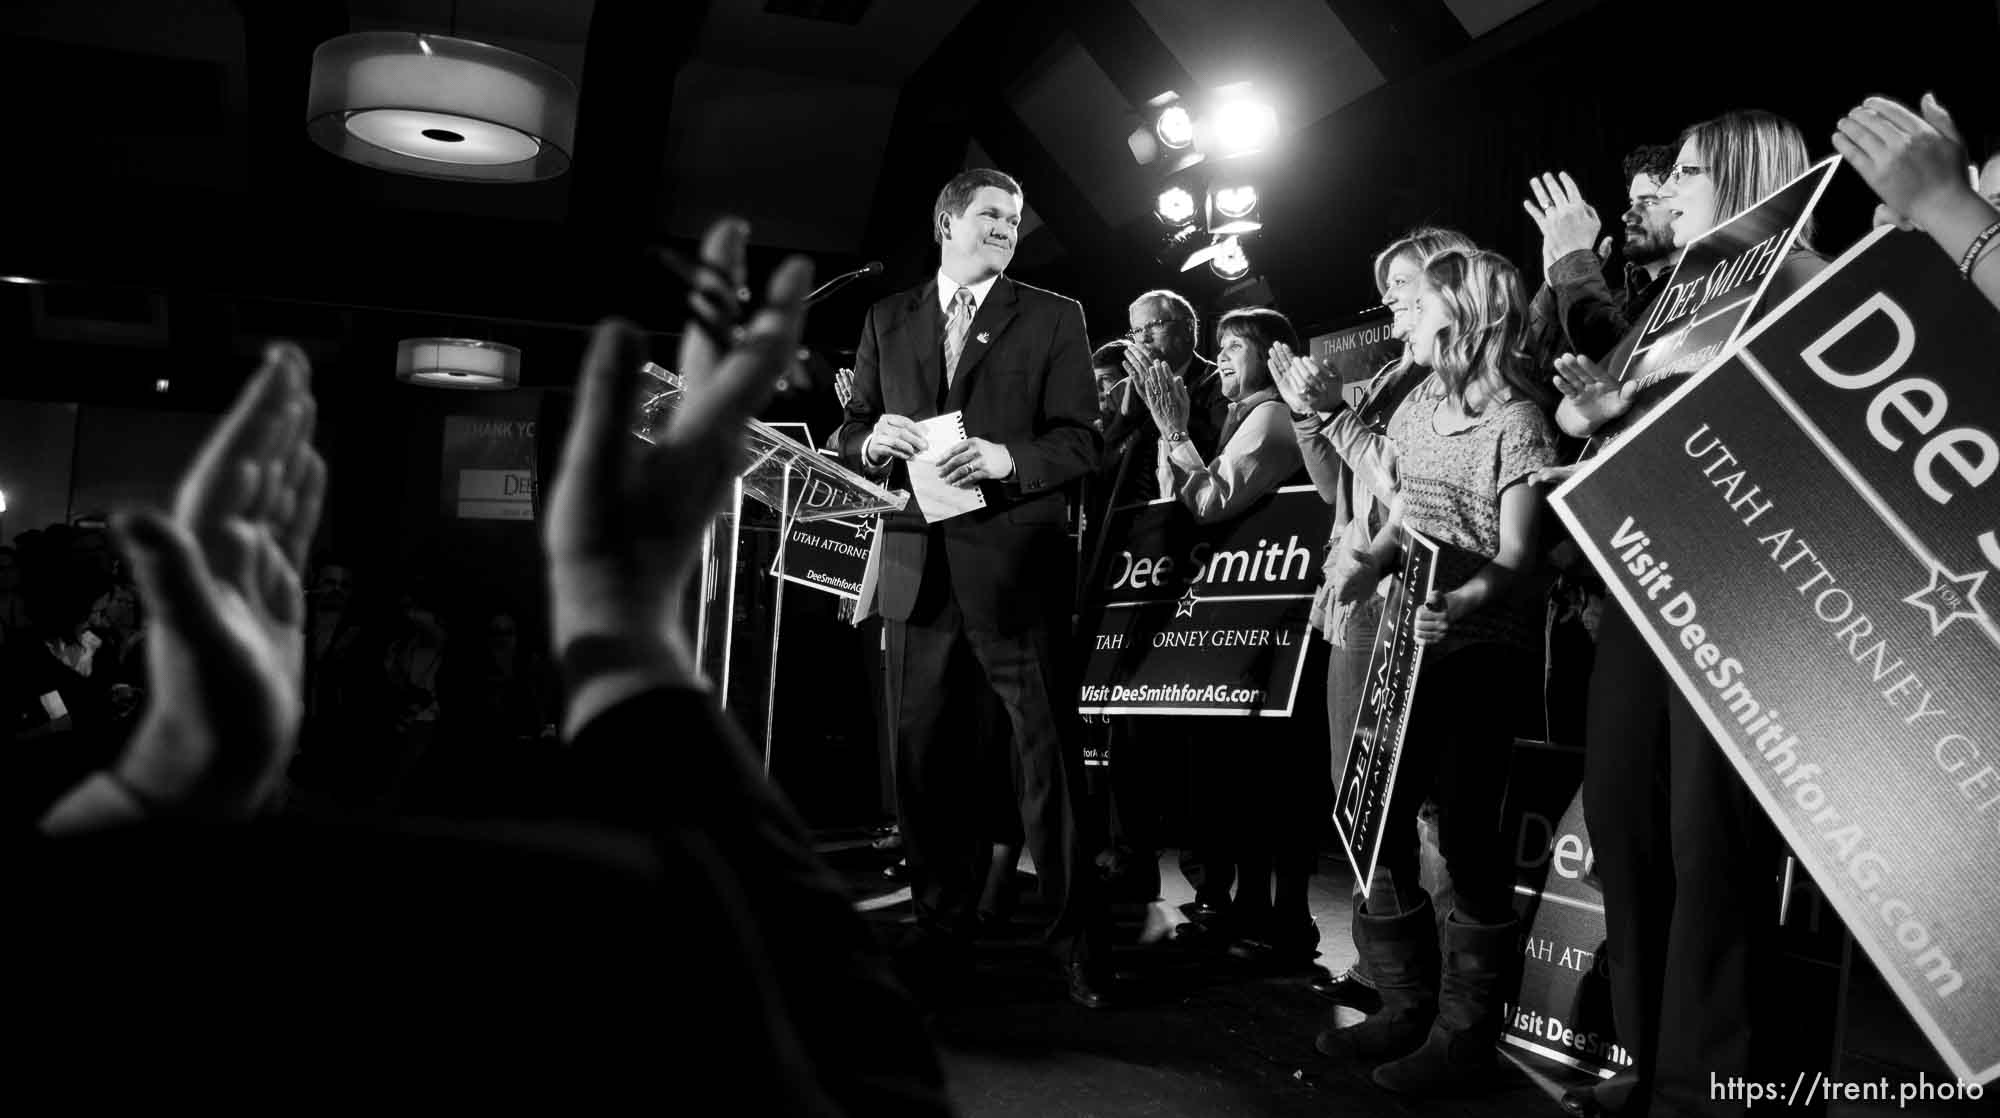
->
<box><xmin>1962</xmin><ymin>218</ymin><xmax>2000</xmax><ymax>281</ymax></box>
<box><xmin>1162</xmin><ymin>429</ymin><xmax>1189</xmax><ymax>446</ymax></box>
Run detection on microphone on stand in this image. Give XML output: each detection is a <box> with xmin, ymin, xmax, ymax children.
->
<box><xmin>805</xmin><ymin>261</ymin><xmax>883</xmax><ymax>306</ymax></box>
<box><xmin>774</xmin><ymin>263</ymin><xmax>883</xmax><ymax>396</ymax></box>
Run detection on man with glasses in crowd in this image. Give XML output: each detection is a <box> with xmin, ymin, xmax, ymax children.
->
<box><xmin>1120</xmin><ymin>290</ymin><xmax>1228</xmax><ymax>497</ymax></box>
<box><xmin>1521</xmin><ymin>145</ymin><xmax>1683</xmax><ymax>1118</ymax></box>
<box><xmin>1525</xmin><ymin>145</ymin><xmax>1685</xmax><ymax>365</ymax></box>
<box><xmin>1098</xmin><ymin>289</ymin><xmax>1235</xmax><ymax>925</ymax></box>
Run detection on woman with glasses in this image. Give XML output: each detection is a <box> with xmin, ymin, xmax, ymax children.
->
<box><xmin>1549</xmin><ymin>110</ymin><xmax>1825</xmax><ymax>446</ymax></box>
<box><xmin>1311</xmin><ymin>247</ymin><xmax>1556</xmax><ymax>1096</ymax></box>
<box><xmin>1551</xmin><ymin>110</ymin><xmax>1828</xmax><ymax>1118</ymax></box>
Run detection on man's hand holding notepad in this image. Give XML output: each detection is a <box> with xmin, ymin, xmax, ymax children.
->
<box><xmin>907</xmin><ymin>411</ymin><xmax>987</xmax><ymax>523</ymax></box>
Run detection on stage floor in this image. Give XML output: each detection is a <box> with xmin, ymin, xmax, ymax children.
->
<box><xmin>822</xmin><ymin>835</ymin><xmax>1581</xmax><ymax>1117</ymax></box>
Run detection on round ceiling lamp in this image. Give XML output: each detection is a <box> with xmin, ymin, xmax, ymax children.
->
<box><xmin>307</xmin><ymin>32</ymin><xmax>577</xmax><ymax>182</ymax></box>
<box><xmin>397</xmin><ymin>337</ymin><xmax>521</xmax><ymax>390</ymax></box>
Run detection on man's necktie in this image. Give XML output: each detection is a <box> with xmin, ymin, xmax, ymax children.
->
<box><xmin>943</xmin><ymin>287</ymin><xmax>975</xmax><ymax>387</ymax></box>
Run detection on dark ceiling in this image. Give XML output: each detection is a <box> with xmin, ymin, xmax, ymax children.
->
<box><xmin>0</xmin><ymin>0</ymin><xmax>1995</xmax><ymax>409</ymax></box>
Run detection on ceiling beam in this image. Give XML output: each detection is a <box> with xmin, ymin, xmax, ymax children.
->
<box><xmin>1317</xmin><ymin>0</ymin><xmax>1470</xmax><ymax>81</ymax></box>
<box><xmin>1066</xmin><ymin>1</ymin><xmax>1198</xmax><ymax>108</ymax></box>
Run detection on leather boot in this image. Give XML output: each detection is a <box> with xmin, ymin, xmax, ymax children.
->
<box><xmin>1372</xmin><ymin>912</ymin><xmax>1518</xmax><ymax>1095</ymax></box>
<box><xmin>1314</xmin><ymin>894</ymin><xmax>1439</xmax><ymax>1062</ymax></box>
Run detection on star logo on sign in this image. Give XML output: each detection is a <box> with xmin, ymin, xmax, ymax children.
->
<box><xmin>1903</xmin><ymin>562</ymin><xmax>1988</xmax><ymax>637</ymax></box>
<box><xmin>1175</xmin><ymin>586</ymin><xmax>1199</xmax><ymax>618</ymax></box>
<box><xmin>852</xmin><ymin>519</ymin><xmax>874</xmax><ymax>542</ymax></box>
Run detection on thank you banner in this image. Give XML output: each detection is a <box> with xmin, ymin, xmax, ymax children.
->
<box><xmin>1309</xmin><ymin>308</ymin><xmax>1401</xmax><ymax>411</ymax></box>
<box><xmin>1552</xmin><ymin>226</ymin><xmax>2000</xmax><ymax>1084</ymax></box>
<box><xmin>1332</xmin><ymin>528</ymin><xmax>1439</xmax><ymax>884</ymax></box>
<box><xmin>442</xmin><ymin>415</ymin><xmax>537</xmax><ymax>521</ymax></box>
<box><xmin>1077</xmin><ymin>486</ymin><xmax>1323</xmax><ymax>716</ymax></box>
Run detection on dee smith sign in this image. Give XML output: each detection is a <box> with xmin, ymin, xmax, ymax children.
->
<box><xmin>1552</xmin><ymin>227</ymin><xmax>2000</xmax><ymax>1085</ymax></box>
<box><xmin>1078</xmin><ymin>486</ymin><xmax>1323</xmax><ymax>716</ymax></box>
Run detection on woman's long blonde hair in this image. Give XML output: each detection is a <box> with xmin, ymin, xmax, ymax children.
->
<box><xmin>1420</xmin><ymin>248</ymin><xmax>1552</xmax><ymax>414</ymax></box>
<box><xmin>1680</xmin><ymin>109</ymin><xmax>1817</xmax><ymax>249</ymax></box>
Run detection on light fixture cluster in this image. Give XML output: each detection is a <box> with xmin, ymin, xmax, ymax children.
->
<box><xmin>1131</xmin><ymin>84</ymin><xmax>1274</xmax><ymax>279</ymax></box>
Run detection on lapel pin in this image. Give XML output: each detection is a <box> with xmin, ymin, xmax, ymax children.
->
<box><xmin>976</xmin><ymin>331</ymin><xmax>990</xmax><ymax>344</ymax></box>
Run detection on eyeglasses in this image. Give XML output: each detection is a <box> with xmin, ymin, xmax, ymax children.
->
<box><xmin>1124</xmin><ymin>318</ymin><xmax>1179</xmax><ymax>342</ymax></box>
<box><xmin>1665</xmin><ymin>163</ymin><xmax>1708</xmax><ymax>186</ymax></box>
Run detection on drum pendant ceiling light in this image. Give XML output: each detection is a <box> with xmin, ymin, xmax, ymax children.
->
<box><xmin>306</xmin><ymin>31</ymin><xmax>576</xmax><ymax>182</ymax></box>
<box><xmin>397</xmin><ymin>337</ymin><xmax>521</xmax><ymax>390</ymax></box>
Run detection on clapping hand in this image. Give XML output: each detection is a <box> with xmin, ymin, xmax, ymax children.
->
<box><xmin>1125</xmin><ymin>347</ymin><xmax>1190</xmax><ymax>436</ymax></box>
<box><xmin>1552</xmin><ymin>352</ymin><xmax>1638</xmax><ymax>433</ymax></box>
<box><xmin>834</xmin><ymin>367</ymin><xmax>855</xmax><ymax>408</ymax></box>
<box><xmin>1328</xmin><ymin>547</ymin><xmax>1379</xmax><ymax>606</ymax></box>
<box><xmin>547</xmin><ymin>218</ymin><xmax>813</xmax><ymax>687</ymax></box>
<box><xmin>1268</xmin><ymin>341</ymin><xmax>1343</xmax><ymax>413</ymax></box>
<box><xmin>1525</xmin><ymin>172</ymin><xmax>1611</xmax><ymax>269</ymax></box>
<box><xmin>111</xmin><ymin>343</ymin><xmax>326</xmax><ymax>817</ymax></box>
<box><xmin>1834</xmin><ymin>94</ymin><xmax>1977</xmax><ymax>234</ymax></box>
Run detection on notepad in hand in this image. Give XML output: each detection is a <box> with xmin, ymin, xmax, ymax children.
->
<box><xmin>907</xmin><ymin>411</ymin><xmax>986</xmax><ymax>523</ymax></box>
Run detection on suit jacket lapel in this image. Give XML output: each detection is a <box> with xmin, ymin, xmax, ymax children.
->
<box><xmin>943</xmin><ymin>275</ymin><xmax>1018</xmax><ymax>413</ymax></box>
<box><xmin>901</xmin><ymin>280</ymin><xmax>944</xmax><ymax>414</ymax></box>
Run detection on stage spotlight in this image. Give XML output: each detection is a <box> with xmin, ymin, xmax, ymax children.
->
<box><xmin>1210</xmin><ymin>237</ymin><xmax>1251</xmax><ymax>279</ymax></box>
<box><xmin>1156</xmin><ymin>186</ymin><xmax>1197</xmax><ymax>225</ymax></box>
<box><xmin>1206</xmin><ymin>181</ymin><xmax>1262</xmax><ymax>235</ymax></box>
<box><xmin>1210</xmin><ymin>84</ymin><xmax>1276</xmax><ymax>158</ymax></box>
<box><xmin>1129</xmin><ymin>90</ymin><xmax>1205</xmax><ymax>172</ymax></box>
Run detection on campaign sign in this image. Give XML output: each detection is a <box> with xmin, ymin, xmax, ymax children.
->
<box><xmin>772</xmin><ymin>513</ymin><xmax>873</xmax><ymax>601</ymax></box>
<box><xmin>441</xmin><ymin>415</ymin><xmax>537</xmax><ymax>521</ymax></box>
<box><xmin>1553</xmin><ymin>227</ymin><xmax>2000</xmax><ymax>1084</ymax></box>
<box><xmin>1586</xmin><ymin>157</ymin><xmax>1837</xmax><ymax>457</ymax></box>
<box><xmin>1332</xmin><ymin>528</ymin><xmax>1439</xmax><ymax>885</ymax></box>
<box><xmin>1309</xmin><ymin>308</ymin><xmax>1401</xmax><ymax>411</ymax></box>
<box><xmin>1077</xmin><ymin>486</ymin><xmax>1324</xmax><ymax>716</ymax></box>
<box><xmin>1501</xmin><ymin>741</ymin><xmax>1630</xmax><ymax>1079</ymax></box>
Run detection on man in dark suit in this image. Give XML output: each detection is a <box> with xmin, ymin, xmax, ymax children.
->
<box><xmin>836</xmin><ymin>168</ymin><xmax>1110</xmax><ymax>1007</ymax></box>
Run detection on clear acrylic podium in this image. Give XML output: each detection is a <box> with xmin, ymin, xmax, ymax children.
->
<box><xmin>633</xmin><ymin>362</ymin><xmax>907</xmax><ymax>769</ymax></box>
